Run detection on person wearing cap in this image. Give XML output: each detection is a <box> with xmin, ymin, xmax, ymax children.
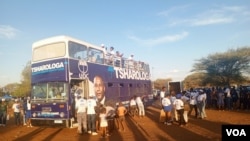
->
<box><xmin>0</xmin><ymin>98</ymin><xmax>8</xmax><ymax>126</ymax></box>
<box><xmin>12</xmin><ymin>99</ymin><xmax>22</xmax><ymax>126</ymax></box>
<box><xmin>75</xmin><ymin>95</ymin><xmax>87</xmax><ymax>134</ymax></box>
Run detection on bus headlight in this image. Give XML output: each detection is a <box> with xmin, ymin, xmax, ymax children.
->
<box><xmin>32</xmin><ymin>113</ymin><xmax>37</xmax><ymax>117</ymax></box>
<box><xmin>60</xmin><ymin>112</ymin><xmax>65</xmax><ymax>118</ymax></box>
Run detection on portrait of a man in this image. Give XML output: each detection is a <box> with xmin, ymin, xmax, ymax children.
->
<box><xmin>93</xmin><ymin>75</ymin><xmax>106</xmax><ymax>105</ymax></box>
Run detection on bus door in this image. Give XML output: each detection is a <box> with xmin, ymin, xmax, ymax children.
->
<box><xmin>77</xmin><ymin>79</ymin><xmax>89</xmax><ymax>98</ymax></box>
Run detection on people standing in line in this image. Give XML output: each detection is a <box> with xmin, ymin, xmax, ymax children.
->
<box><xmin>99</xmin><ymin>107</ymin><xmax>108</xmax><ymax>138</ymax></box>
<box><xmin>0</xmin><ymin>98</ymin><xmax>8</xmax><ymax>126</ymax></box>
<box><xmin>135</xmin><ymin>95</ymin><xmax>145</xmax><ymax>118</ymax></box>
<box><xmin>75</xmin><ymin>95</ymin><xmax>87</xmax><ymax>135</ymax></box>
<box><xmin>161</xmin><ymin>94</ymin><xmax>172</xmax><ymax>125</ymax></box>
<box><xmin>87</xmin><ymin>96</ymin><xmax>98</xmax><ymax>135</ymax></box>
<box><xmin>173</xmin><ymin>94</ymin><xmax>186</xmax><ymax>126</ymax></box>
<box><xmin>197</xmin><ymin>89</ymin><xmax>207</xmax><ymax>119</ymax></box>
<box><xmin>12</xmin><ymin>99</ymin><xmax>21</xmax><ymax>126</ymax></box>
<box><xmin>188</xmin><ymin>88</ymin><xmax>198</xmax><ymax>118</ymax></box>
<box><xmin>129</xmin><ymin>97</ymin><xmax>137</xmax><ymax>117</ymax></box>
<box><xmin>116</xmin><ymin>102</ymin><xmax>127</xmax><ymax>132</ymax></box>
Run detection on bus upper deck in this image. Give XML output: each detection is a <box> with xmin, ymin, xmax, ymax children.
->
<box><xmin>32</xmin><ymin>35</ymin><xmax>150</xmax><ymax>72</ymax></box>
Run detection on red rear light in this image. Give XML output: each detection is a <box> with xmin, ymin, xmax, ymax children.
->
<box><xmin>59</xmin><ymin>104</ymin><xmax>64</xmax><ymax>108</ymax></box>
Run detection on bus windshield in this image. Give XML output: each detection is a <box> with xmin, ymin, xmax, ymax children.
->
<box><xmin>32</xmin><ymin>42</ymin><xmax>66</xmax><ymax>62</ymax></box>
<box><xmin>31</xmin><ymin>82</ymin><xmax>69</xmax><ymax>100</ymax></box>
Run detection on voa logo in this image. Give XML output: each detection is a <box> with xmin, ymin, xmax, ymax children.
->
<box><xmin>226</xmin><ymin>129</ymin><xmax>246</xmax><ymax>136</ymax></box>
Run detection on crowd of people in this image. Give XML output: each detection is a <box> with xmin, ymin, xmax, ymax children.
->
<box><xmin>158</xmin><ymin>85</ymin><xmax>250</xmax><ymax>127</ymax></box>
<box><xmin>100</xmin><ymin>44</ymin><xmax>145</xmax><ymax>70</ymax></box>
<box><xmin>0</xmin><ymin>96</ymin><xmax>32</xmax><ymax>127</ymax></box>
<box><xmin>72</xmin><ymin>93</ymin><xmax>145</xmax><ymax>138</ymax></box>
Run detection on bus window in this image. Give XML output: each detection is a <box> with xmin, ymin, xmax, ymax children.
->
<box><xmin>32</xmin><ymin>84</ymin><xmax>47</xmax><ymax>99</ymax></box>
<box><xmin>108</xmin><ymin>83</ymin><xmax>113</xmax><ymax>87</ymax></box>
<box><xmin>68</xmin><ymin>41</ymin><xmax>88</xmax><ymax>60</ymax></box>
<box><xmin>32</xmin><ymin>42</ymin><xmax>66</xmax><ymax>62</ymax></box>
<box><xmin>48</xmin><ymin>82</ymin><xmax>68</xmax><ymax>99</ymax></box>
<box><xmin>88</xmin><ymin>47</ymin><xmax>104</xmax><ymax>64</ymax></box>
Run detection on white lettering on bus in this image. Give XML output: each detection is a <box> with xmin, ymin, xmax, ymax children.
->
<box><xmin>114</xmin><ymin>67</ymin><xmax>150</xmax><ymax>80</ymax></box>
<box><xmin>32</xmin><ymin>62</ymin><xmax>64</xmax><ymax>73</ymax></box>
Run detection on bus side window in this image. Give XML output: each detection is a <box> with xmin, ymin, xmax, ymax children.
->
<box><xmin>69</xmin><ymin>41</ymin><xmax>88</xmax><ymax>60</ymax></box>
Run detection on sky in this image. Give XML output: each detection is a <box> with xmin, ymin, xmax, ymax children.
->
<box><xmin>1</xmin><ymin>0</ymin><xmax>250</xmax><ymax>87</ymax></box>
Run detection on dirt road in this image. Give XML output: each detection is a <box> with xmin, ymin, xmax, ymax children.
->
<box><xmin>1</xmin><ymin>102</ymin><xmax>250</xmax><ymax>141</ymax></box>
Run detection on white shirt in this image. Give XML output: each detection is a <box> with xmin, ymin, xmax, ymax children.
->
<box><xmin>162</xmin><ymin>97</ymin><xmax>171</xmax><ymax>106</ymax></box>
<box><xmin>197</xmin><ymin>93</ymin><xmax>206</xmax><ymax>102</ymax></box>
<box><xmin>173</xmin><ymin>99</ymin><xmax>184</xmax><ymax>110</ymax></box>
<box><xmin>75</xmin><ymin>98</ymin><xmax>87</xmax><ymax>113</ymax></box>
<box><xmin>160</xmin><ymin>91</ymin><xmax>165</xmax><ymax>99</ymax></box>
<box><xmin>99</xmin><ymin>113</ymin><xmax>108</xmax><ymax>127</ymax></box>
<box><xmin>87</xmin><ymin>98</ymin><xmax>97</xmax><ymax>114</ymax></box>
<box><xmin>136</xmin><ymin>97</ymin><xmax>143</xmax><ymax>104</ymax></box>
<box><xmin>189</xmin><ymin>92</ymin><xmax>198</xmax><ymax>105</ymax></box>
<box><xmin>170</xmin><ymin>96</ymin><xmax>176</xmax><ymax>105</ymax></box>
<box><xmin>27</xmin><ymin>102</ymin><xmax>31</xmax><ymax>110</ymax></box>
<box><xmin>225</xmin><ymin>88</ymin><xmax>231</xmax><ymax>97</ymax></box>
<box><xmin>12</xmin><ymin>103</ymin><xmax>21</xmax><ymax>113</ymax></box>
<box><xmin>130</xmin><ymin>99</ymin><xmax>136</xmax><ymax>106</ymax></box>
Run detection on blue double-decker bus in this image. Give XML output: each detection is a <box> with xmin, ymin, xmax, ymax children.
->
<box><xmin>30</xmin><ymin>35</ymin><xmax>152</xmax><ymax>127</ymax></box>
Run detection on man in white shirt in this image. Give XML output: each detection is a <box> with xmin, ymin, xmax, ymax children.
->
<box><xmin>87</xmin><ymin>96</ymin><xmax>98</xmax><ymax>135</ymax></box>
<box><xmin>197</xmin><ymin>89</ymin><xmax>207</xmax><ymax>119</ymax></box>
<box><xmin>75</xmin><ymin>95</ymin><xmax>87</xmax><ymax>134</ymax></box>
<box><xmin>188</xmin><ymin>88</ymin><xmax>198</xmax><ymax>118</ymax></box>
<box><xmin>135</xmin><ymin>95</ymin><xmax>145</xmax><ymax>118</ymax></box>
<box><xmin>160</xmin><ymin>87</ymin><xmax>166</xmax><ymax>102</ymax></box>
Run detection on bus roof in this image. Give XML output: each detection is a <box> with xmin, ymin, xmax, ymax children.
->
<box><xmin>32</xmin><ymin>35</ymin><xmax>100</xmax><ymax>50</ymax></box>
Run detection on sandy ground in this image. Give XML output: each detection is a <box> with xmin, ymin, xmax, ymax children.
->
<box><xmin>0</xmin><ymin>101</ymin><xmax>250</xmax><ymax>141</ymax></box>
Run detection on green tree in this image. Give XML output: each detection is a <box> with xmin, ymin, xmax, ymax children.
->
<box><xmin>191</xmin><ymin>47</ymin><xmax>250</xmax><ymax>86</ymax></box>
<box><xmin>183</xmin><ymin>72</ymin><xmax>206</xmax><ymax>90</ymax></box>
<box><xmin>13</xmin><ymin>61</ymin><xmax>31</xmax><ymax>97</ymax></box>
<box><xmin>153</xmin><ymin>78</ymin><xmax>172</xmax><ymax>90</ymax></box>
